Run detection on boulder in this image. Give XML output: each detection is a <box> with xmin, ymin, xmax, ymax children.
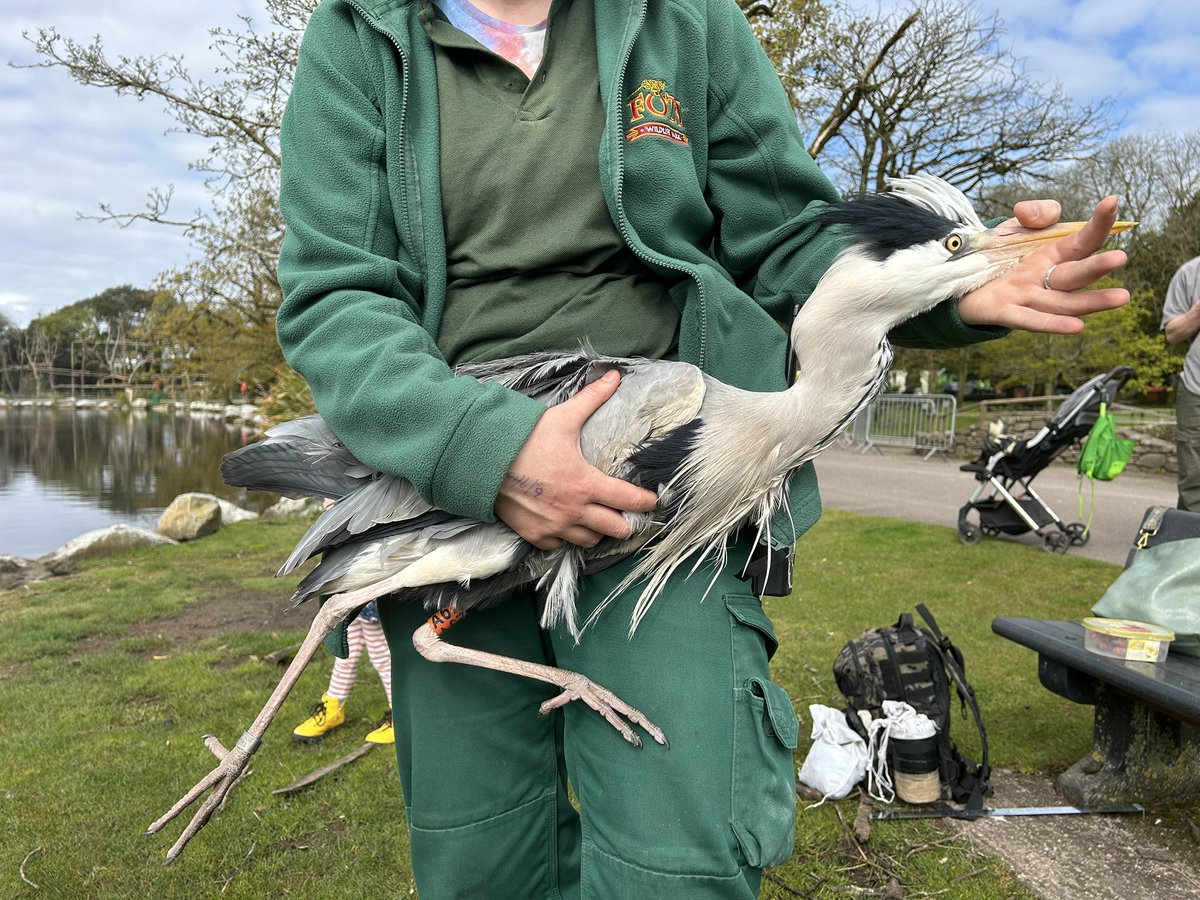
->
<box><xmin>39</xmin><ymin>525</ymin><xmax>177</xmax><ymax>573</ymax></box>
<box><xmin>262</xmin><ymin>496</ymin><xmax>322</xmax><ymax>519</ymax></box>
<box><xmin>157</xmin><ymin>493</ymin><xmax>223</xmax><ymax>541</ymax></box>
<box><xmin>216</xmin><ymin>498</ymin><xmax>259</xmax><ymax>525</ymax></box>
<box><xmin>0</xmin><ymin>554</ymin><xmax>55</xmax><ymax>590</ymax></box>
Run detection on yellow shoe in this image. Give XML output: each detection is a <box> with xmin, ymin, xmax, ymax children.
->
<box><xmin>365</xmin><ymin>710</ymin><xmax>395</xmax><ymax>745</ymax></box>
<box><xmin>292</xmin><ymin>693</ymin><xmax>345</xmax><ymax>742</ymax></box>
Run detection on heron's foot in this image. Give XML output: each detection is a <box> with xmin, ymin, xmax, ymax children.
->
<box><xmin>538</xmin><ymin>674</ymin><xmax>668</xmax><ymax>749</ymax></box>
<box><xmin>145</xmin><ymin>732</ymin><xmax>260</xmax><ymax>864</ymax></box>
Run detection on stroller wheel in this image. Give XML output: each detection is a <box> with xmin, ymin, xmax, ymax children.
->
<box><xmin>1043</xmin><ymin>531</ymin><xmax>1071</xmax><ymax>554</ymax></box>
<box><xmin>957</xmin><ymin>522</ymin><xmax>982</xmax><ymax>545</ymax></box>
<box><xmin>1064</xmin><ymin>522</ymin><xmax>1090</xmax><ymax>546</ymax></box>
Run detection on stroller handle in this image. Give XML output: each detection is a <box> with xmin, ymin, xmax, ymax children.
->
<box><xmin>1104</xmin><ymin>365</ymin><xmax>1134</xmax><ymax>386</ymax></box>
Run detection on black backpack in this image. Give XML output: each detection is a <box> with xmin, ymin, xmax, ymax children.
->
<box><xmin>833</xmin><ymin>603</ymin><xmax>991</xmax><ymax>808</ymax></box>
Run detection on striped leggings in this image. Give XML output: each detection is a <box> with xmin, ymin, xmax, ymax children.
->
<box><xmin>327</xmin><ymin>615</ymin><xmax>392</xmax><ymax>702</ymax></box>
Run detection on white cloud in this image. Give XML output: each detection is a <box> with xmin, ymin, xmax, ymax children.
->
<box><xmin>1</xmin><ymin>0</ymin><xmax>259</xmax><ymax>325</ymax></box>
<box><xmin>1125</xmin><ymin>94</ymin><xmax>1200</xmax><ymax>135</ymax></box>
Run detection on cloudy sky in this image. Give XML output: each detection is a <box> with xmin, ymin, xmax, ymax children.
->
<box><xmin>3</xmin><ymin>0</ymin><xmax>1199</xmax><ymax>326</ymax></box>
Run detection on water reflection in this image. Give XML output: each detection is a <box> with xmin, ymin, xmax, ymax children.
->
<box><xmin>0</xmin><ymin>406</ymin><xmax>270</xmax><ymax>558</ymax></box>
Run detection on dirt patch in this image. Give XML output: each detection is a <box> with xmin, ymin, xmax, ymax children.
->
<box><xmin>127</xmin><ymin>584</ymin><xmax>316</xmax><ymax>645</ymax></box>
<box><xmin>949</xmin><ymin>768</ymin><xmax>1200</xmax><ymax>899</ymax></box>
<box><xmin>73</xmin><ymin>585</ymin><xmax>318</xmax><ymax>659</ymax></box>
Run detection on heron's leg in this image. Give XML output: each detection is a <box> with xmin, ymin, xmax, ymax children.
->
<box><xmin>412</xmin><ymin>608</ymin><xmax>667</xmax><ymax>748</ymax></box>
<box><xmin>147</xmin><ymin>593</ymin><xmax>363</xmax><ymax>864</ymax></box>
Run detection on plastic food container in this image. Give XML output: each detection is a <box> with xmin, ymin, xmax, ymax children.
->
<box><xmin>1082</xmin><ymin>617</ymin><xmax>1175</xmax><ymax>663</ymax></box>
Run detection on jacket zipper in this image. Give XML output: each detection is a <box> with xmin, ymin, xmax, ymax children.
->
<box><xmin>344</xmin><ymin>0</ymin><xmax>416</xmax><ymax>268</ymax></box>
<box><xmin>610</xmin><ymin>0</ymin><xmax>708</xmax><ymax>368</ymax></box>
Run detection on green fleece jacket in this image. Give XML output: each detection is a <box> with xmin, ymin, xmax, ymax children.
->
<box><xmin>276</xmin><ymin>0</ymin><xmax>1001</xmax><ymax>544</ymax></box>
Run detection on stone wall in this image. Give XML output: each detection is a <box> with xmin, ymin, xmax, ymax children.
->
<box><xmin>955</xmin><ymin>413</ymin><xmax>1177</xmax><ymax>476</ymax></box>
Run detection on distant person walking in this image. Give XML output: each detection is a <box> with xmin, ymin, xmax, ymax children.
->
<box><xmin>1162</xmin><ymin>255</ymin><xmax>1200</xmax><ymax>512</ymax></box>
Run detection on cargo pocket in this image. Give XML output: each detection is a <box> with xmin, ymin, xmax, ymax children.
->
<box><xmin>727</xmin><ymin>594</ymin><xmax>799</xmax><ymax>869</ymax></box>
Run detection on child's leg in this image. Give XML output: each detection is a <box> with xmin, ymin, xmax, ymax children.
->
<box><xmin>327</xmin><ymin>616</ymin><xmax>365</xmax><ymax>701</ymax></box>
<box><xmin>361</xmin><ymin>617</ymin><xmax>392</xmax><ymax>699</ymax></box>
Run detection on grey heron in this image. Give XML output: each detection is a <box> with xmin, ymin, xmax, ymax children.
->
<box><xmin>148</xmin><ymin>174</ymin><xmax>1132</xmax><ymax>861</ymax></box>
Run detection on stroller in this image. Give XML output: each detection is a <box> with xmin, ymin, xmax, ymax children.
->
<box><xmin>956</xmin><ymin>366</ymin><xmax>1133</xmax><ymax>554</ymax></box>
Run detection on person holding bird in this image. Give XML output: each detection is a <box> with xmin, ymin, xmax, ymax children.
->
<box><xmin>159</xmin><ymin>1</ymin><xmax>1131</xmax><ymax>895</ymax></box>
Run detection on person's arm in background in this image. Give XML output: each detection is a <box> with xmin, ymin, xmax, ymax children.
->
<box><xmin>1162</xmin><ymin>264</ymin><xmax>1200</xmax><ymax>346</ymax></box>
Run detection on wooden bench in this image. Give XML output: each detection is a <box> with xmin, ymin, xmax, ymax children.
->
<box><xmin>991</xmin><ymin>616</ymin><xmax>1200</xmax><ymax>806</ymax></box>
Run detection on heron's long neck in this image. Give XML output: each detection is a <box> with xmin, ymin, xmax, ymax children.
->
<box><xmin>728</xmin><ymin>297</ymin><xmax>893</xmax><ymax>473</ymax></box>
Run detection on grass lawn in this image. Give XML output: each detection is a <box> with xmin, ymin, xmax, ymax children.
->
<box><xmin>0</xmin><ymin>511</ymin><xmax>1130</xmax><ymax>897</ymax></box>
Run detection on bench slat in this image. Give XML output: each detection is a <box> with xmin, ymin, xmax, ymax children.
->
<box><xmin>992</xmin><ymin>617</ymin><xmax>1200</xmax><ymax>724</ymax></box>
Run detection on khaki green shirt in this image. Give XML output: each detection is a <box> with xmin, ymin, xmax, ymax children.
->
<box><xmin>425</xmin><ymin>0</ymin><xmax>679</xmax><ymax>365</ymax></box>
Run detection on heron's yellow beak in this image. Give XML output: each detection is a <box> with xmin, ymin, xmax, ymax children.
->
<box><xmin>969</xmin><ymin>218</ymin><xmax>1137</xmax><ymax>265</ymax></box>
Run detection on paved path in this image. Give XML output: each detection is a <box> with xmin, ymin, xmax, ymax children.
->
<box><xmin>815</xmin><ymin>446</ymin><xmax>1178</xmax><ymax>566</ymax></box>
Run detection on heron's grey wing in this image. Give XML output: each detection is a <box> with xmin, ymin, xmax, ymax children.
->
<box><xmin>221</xmin><ymin>415</ymin><xmax>371</xmax><ymax>500</ymax></box>
<box><xmin>292</xmin><ymin>519</ymin><xmax>529</xmax><ymax>607</ymax></box>
<box><xmin>458</xmin><ymin>347</ymin><xmax>625</xmax><ymax>406</ymax></box>
<box><xmin>279</xmin><ymin>475</ymin><xmax>437</xmax><ymax>575</ymax></box>
<box><xmin>578</xmin><ymin>359</ymin><xmax>707</xmax><ymax>478</ymax></box>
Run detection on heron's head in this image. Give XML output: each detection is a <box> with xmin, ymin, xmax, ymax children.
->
<box><xmin>812</xmin><ymin>174</ymin><xmax>1135</xmax><ymax>328</ymax></box>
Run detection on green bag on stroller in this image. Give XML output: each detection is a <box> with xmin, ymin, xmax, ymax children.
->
<box><xmin>1077</xmin><ymin>402</ymin><xmax>1134</xmax><ymax>481</ymax></box>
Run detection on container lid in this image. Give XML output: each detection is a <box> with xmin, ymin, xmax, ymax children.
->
<box><xmin>1082</xmin><ymin>617</ymin><xmax>1175</xmax><ymax>642</ymax></box>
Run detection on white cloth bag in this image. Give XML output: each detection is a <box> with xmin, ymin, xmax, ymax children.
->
<box><xmin>796</xmin><ymin>704</ymin><xmax>868</xmax><ymax>804</ymax></box>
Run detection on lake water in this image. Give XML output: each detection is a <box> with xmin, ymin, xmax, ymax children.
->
<box><xmin>0</xmin><ymin>406</ymin><xmax>270</xmax><ymax>559</ymax></box>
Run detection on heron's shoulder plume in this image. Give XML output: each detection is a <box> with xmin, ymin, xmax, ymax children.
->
<box><xmin>817</xmin><ymin>174</ymin><xmax>983</xmax><ymax>261</ymax></box>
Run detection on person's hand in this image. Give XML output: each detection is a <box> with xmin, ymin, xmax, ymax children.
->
<box><xmin>495</xmin><ymin>369</ymin><xmax>659</xmax><ymax>550</ymax></box>
<box><xmin>957</xmin><ymin>196</ymin><xmax>1129</xmax><ymax>334</ymax></box>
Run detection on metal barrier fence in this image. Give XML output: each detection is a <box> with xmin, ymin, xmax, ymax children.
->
<box><xmin>842</xmin><ymin>393</ymin><xmax>958</xmax><ymax>459</ymax></box>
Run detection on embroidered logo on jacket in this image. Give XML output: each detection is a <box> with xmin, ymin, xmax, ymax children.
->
<box><xmin>626</xmin><ymin>79</ymin><xmax>688</xmax><ymax>146</ymax></box>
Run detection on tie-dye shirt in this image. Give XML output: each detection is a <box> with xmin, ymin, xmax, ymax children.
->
<box><xmin>434</xmin><ymin>0</ymin><xmax>548</xmax><ymax>79</ymax></box>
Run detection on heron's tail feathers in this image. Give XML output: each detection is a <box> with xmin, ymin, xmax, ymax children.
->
<box><xmin>535</xmin><ymin>548</ymin><xmax>583</xmax><ymax>640</ymax></box>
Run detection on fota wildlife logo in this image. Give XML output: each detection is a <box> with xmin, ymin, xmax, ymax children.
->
<box><xmin>626</xmin><ymin>79</ymin><xmax>688</xmax><ymax>146</ymax></box>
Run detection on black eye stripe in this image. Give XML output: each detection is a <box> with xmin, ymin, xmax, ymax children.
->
<box><xmin>816</xmin><ymin>194</ymin><xmax>960</xmax><ymax>261</ymax></box>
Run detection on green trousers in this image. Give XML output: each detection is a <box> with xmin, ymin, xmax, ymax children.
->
<box><xmin>377</xmin><ymin>537</ymin><xmax>799</xmax><ymax>899</ymax></box>
<box><xmin>1177</xmin><ymin>384</ymin><xmax>1200</xmax><ymax>513</ymax></box>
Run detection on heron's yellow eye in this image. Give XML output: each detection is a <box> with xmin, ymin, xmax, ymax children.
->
<box><xmin>944</xmin><ymin>234</ymin><xmax>964</xmax><ymax>253</ymax></box>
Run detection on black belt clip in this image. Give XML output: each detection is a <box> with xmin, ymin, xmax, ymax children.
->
<box><xmin>738</xmin><ymin>541</ymin><xmax>794</xmax><ymax>597</ymax></box>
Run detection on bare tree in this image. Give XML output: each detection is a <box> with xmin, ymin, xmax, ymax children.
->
<box><xmin>775</xmin><ymin>0</ymin><xmax>1113</xmax><ymax>195</ymax></box>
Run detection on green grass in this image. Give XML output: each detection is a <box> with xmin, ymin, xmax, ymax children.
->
<box><xmin>0</xmin><ymin>512</ymin><xmax>1142</xmax><ymax>897</ymax></box>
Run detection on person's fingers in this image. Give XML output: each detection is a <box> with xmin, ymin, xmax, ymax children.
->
<box><xmin>589</xmin><ymin>472</ymin><xmax>658</xmax><ymax>515</ymax></box>
<box><xmin>578</xmin><ymin>503</ymin><xmax>641</xmax><ymax>541</ymax></box>
<box><xmin>562</xmin><ymin>525</ymin><xmax>605</xmax><ymax>548</ymax></box>
<box><xmin>529</xmin><ymin>534</ymin><xmax>564</xmax><ymax>551</ymax></box>
<box><xmin>1050</xmin><ymin>196</ymin><xmax>1119</xmax><ymax>261</ymax></box>
<box><xmin>1012</xmin><ymin>198</ymin><xmax>1061</xmax><ymax>229</ymax></box>
<box><xmin>1042</xmin><ymin>249</ymin><xmax>1128</xmax><ymax>292</ymax></box>
<box><xmin>999</xmin><ymin>287</ymin><xmax>1130</xmax><ymax>334</ymax></box>
<box><xmin>555</xmin><ymin>368</ymin><xmax>621</xmax><ymax>428</ymax></box>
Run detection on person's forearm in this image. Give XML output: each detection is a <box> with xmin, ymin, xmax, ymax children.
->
<box><xmin>1164</xmin><ymin>301</ymin><xmax>1200</xmax><ymax>345</ymax></box>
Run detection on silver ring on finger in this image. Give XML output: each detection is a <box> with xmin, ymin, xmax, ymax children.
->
<box><xmin>1042</xmin><ymin>264</ymin><xmax>1058</xmax><ymax>291</ymax></box>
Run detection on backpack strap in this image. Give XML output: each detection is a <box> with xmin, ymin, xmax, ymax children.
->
<box><xmin>916</xmin><ymin>603</ymin><xmax>991</xmax><ymax>808</ymax></box>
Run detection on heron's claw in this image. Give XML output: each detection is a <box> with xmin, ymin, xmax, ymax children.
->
<box><xmin>538</xmin><ymin>674</ymin><xmax>668</xmax><ymax>749</ymax></box>
<box><xmin>146</xmin><ymin>731</ymin><xmax>260</xmax><ymax>864</ymax></box>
